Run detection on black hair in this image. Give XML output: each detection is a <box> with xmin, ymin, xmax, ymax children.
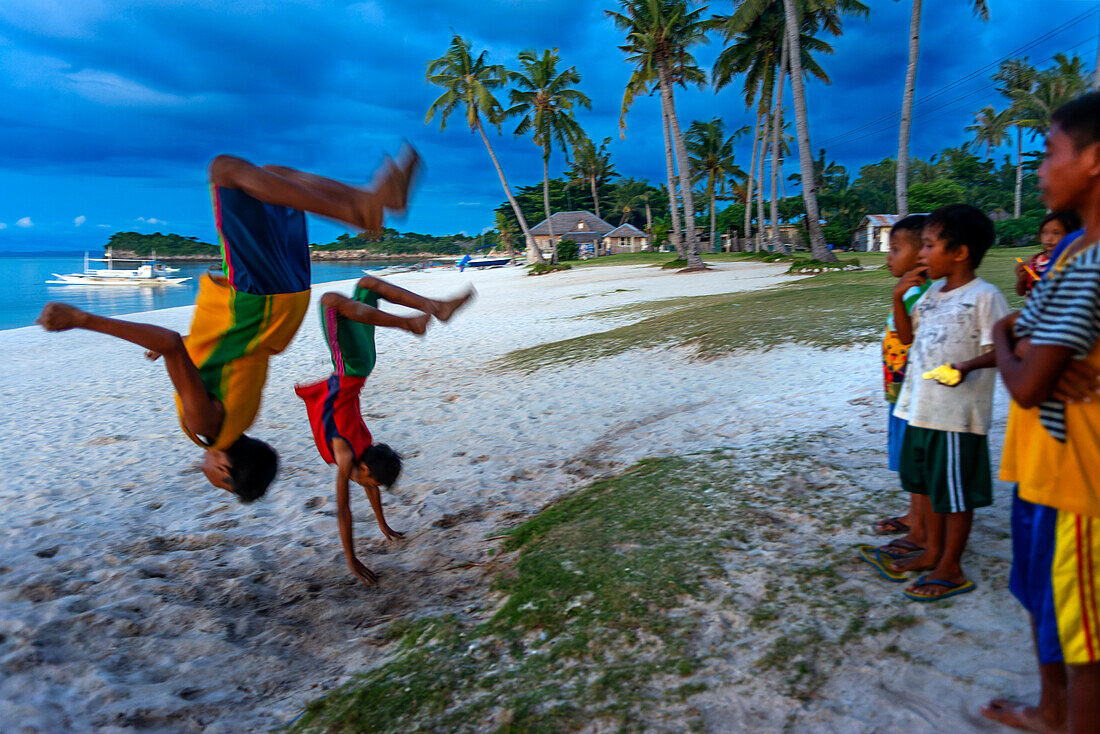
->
<box><xmin>890</xmin><ymin>214</ymin><xmax>927</xmax><ymax>244</ymax></box>
<box><xmin>925</xmin><ymin>204</ymin><xmax>995</xmax><ymax>268</ymax></box>
<box><xmin>358</xmin><ymin>443</ymin><xmax>403</xmax><ymax>488</ymax></box>
<box><xmin>1051</xmin><ymin>91</ymin><xmax>1100</xmax><ymax>150</ymax></box>
<box><xmin>224</xmin><ymin>434</ymin><xmax>278</xmax><ymax>503</ymax></box>
<box><xmin>1039</xmin><ymin>210</ymin><xmax>1082</xmax><ymax>235</ymax></box>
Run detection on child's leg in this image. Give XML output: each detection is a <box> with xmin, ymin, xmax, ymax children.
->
<box><xmin>37</xmin><ymin>303</ymin><xmax>222</xmax><ymax>438</ymax></box>
<box><xmin>355</xmin><ymin>275</ymin><xmax>474</xmax><ymax>322</ymax></box>
<box><xmin>1068</xmin><ymin>663</ymin><xmax>1100</xmax><ymax>732</ymax></box>
<box><xmin>891</xmin><ymin>495</ymin><xmax>937</xmax><ymax>573</ymax></box>
<box><xmin>319</xmin><ymin>292</ymin><xmax>429</xmax><ymax>335</ymax></box>
<box><xmin>209</xmin><ymin>149</ymin><xmax>418</xmax><ymax>233</ymax></box>
<box><xmin>982</xmin><ymin>618</ymin><xmax>1068</xmax><ymax>731</ymax></box>
<box><xmin>904</xmin><ymin>510</ymin><xmax>972</xmax><ymax>599</ymax></box>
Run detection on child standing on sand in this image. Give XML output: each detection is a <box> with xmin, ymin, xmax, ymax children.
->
<box><xmin>295</xmin><ymin>275</ymin><xmax>473</xmax><ymax>586</ymax></box>
<box><xmin>983</xmin><ymin>92</ymin><xmax>1100</xmax><ymax>733</ymax></box>
<box><xmin>859</xmin><ymin>215</ymin><xmax>934</xmax><ymax>580</ymax></box>
<box><xmin>37</xmin><ymin>150</ymin><xmax>418</xmax><ymax>503</ymax></box>
<box><xmin>888</xmin><ymin>204</ymin><xmax>1009</xmax><ymax>601</ymax></box>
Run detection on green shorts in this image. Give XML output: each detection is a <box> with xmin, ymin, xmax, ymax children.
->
<box><xmin>320</xmin><ymin>284</ymin><xmax>378</xmax><ymax>378</ymax></box>
<box><xmin>899</xmin><ymin>425</ymin><xmax>992</xmax><ymax>513</ymax></box>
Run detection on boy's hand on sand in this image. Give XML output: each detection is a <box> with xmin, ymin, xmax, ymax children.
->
<box><xmin>348</xmin><ymin>557</ymin><xmax>378</xmax><ymax>586</ymax></box>
<box><xmin>37</xmin><ymin>302</ymin><xmax>86</xmax><ymax>331</ymax></box>
<box><xmin>894</xmin><ymin>267</ymin><xmax>927</xmax><ymax>298</ymax></box>
<box><xmin>380</xmin><ymin>523</ymin><xmax>405</xmax><ymax>542</ymax></box>
<box><xmin>1054</xmin><ymin>359</ymin><xmax>1100</xmax><ymax>404</ymax></box>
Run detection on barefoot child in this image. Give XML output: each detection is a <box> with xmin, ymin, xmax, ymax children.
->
<box><xmin>295</xmin><ymin>275</ymin><xmax>473</xmax><ymax>585</ymax></box>
<box><xmin>889</xmin><ymin>204</ymin><xmax>1009</xmax><ymax>601</ymax></box>
<box><xmin>859</xmin><ymin>215</ymin><xmax>934</xmax><ymax>580</ymax></box>
<box><xmin>984</xmin><ymin>92</ymin><xmax>1100</xmax><ymax>733</ymax></box>
<box><xmin>37</xmin><ymin>150</ymin><xmax>419</xmax><ymax>503</ymax></box>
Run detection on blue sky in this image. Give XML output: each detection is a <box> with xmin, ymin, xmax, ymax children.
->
<box><xmin>1</xmin><ymin>0</ymin><xmax>1096</xmax><ymax>251</ymax></box>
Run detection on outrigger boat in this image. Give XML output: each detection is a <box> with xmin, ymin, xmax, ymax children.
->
<box><xmin>47</xmin><ymin>249</ymin><xmax>191</xmax><ymax>286</ymax></box>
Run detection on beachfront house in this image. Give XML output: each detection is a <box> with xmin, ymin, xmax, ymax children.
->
<box><xmin>602</xmin><ymin>223</ymin><xmax>650</xmax><ymax>254</ymax></box>
<box><xmin>530</xmin><ymin>211</ymin><xmax>620</xmax><ymax>258</ymax></box>
<box><xmin>853</xmin><ymin>214</ymin><xmax>926</xmax><ymax>252</ymax></box>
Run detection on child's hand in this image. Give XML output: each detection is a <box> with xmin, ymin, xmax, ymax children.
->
<box><xmin>36</xmin><ymin>302</ymin><xmax>85</xmax><ymax>331</ymax></box>
<box><xmin>380</xmin><ymin>523</ymin><xmax>405</xmax><ymax>542</ymax></box>
<box><xmin>348</xmin><ymin>557</ymin><xmax>378</xmax><ymax>586</ymax></box>
<box><xmin>923</xmin><ymin>363</ymin><xmax>963</xmax><ymax>386</ymax></box>
<box><xmin>1054</xmin><ymin>359</ymin><xmax>1100</xmax><ymax>404</ymax></box>
<box><xmin>894</xmin><ymin>267</ymin><xmax>928</xmax><ymax>298</ymax></box>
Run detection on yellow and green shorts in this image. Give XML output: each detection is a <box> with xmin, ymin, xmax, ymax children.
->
<box><xmin>175</xmin><ymin>274</ymin><xmax>310</xmax><ymax>450</ymax></box>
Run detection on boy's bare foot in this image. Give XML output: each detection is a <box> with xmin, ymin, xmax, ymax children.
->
<box><xmin>377</xmin><ymin>146</ymin><xmax>420</xmax><ymax>213</ymax></box>
<box><xmin>888</xmin><ymin>551</ymin><xmax>936</xmax><ymax>575</ymax></box>
<box><xmin>981</xmin><ymin>699</ymin><xmax>1065</xmax><ymax>733</ymax></box>
<box><xmin>433</xmin><ymin>287</ymin><xmax>476</xmax><ymax>322</ymax></box>
<box><xmin>405</xmin><ymin>313</ymin><xmax>430</xmax><ymax>336</ymax></box>
<box><xmin>904</xmin><ymin>571</ymin><xmax>970</xmax><ymax>600</ymax></box>
<box><xmin>37</xmin><ymin>302</ymin><xmax>86</xmax><ymax>331</ymax></box>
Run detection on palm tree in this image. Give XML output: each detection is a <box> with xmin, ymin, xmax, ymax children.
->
<box><xmin>425</xmin><ymin>35</ymin><xmax>544</xmax><ymax>264</ymax></box>
<box><xmin>967</xmin><ymin>105</ymin><xmax>1010</xmax><ymax>160</ymax></box>
<box><xmin>608</xmin><ymin>178</ymin><xmax>650</xmax><ymax>227</ymax></box>
<box><xmin>495</xmin><ymin>210</ymin><xmax>518</xmax><ymax>259</ymax></box>
<box><xmin>567</xmin><ymin>136</ymin><xmax>618</xmax><ymax>219</ymax></box>
<box><xmin>686</xmin><ymin>118</ymin><xmax>747</xmax><ymax>254</ymax></box>
<box><xmin>895</xmin><ymin>0</ymin><xmax>989</xmax><ymax>216</ymax></box>
<box><xmin>608</xmin><ymin>0</ymin><xmax>710</xmax><ymax>270</ymax></box>
<box><xmin>507</xmin><ymin>48</ymin><xmax>592</xmax><ymax>264</ymax></box>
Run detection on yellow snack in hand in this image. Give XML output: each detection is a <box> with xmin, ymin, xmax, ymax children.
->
<box><xmin>922</xmin><ymin>364</ymin><xmax>962</xmax><ymax>386</ymax></box>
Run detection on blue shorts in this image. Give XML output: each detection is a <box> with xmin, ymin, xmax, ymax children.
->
<box><xmin>1009</xmin><ymin>488</ymin><xmax>1063</xmax><ymax>664</ymax></box>
<box><xmin>887</xmin><ymin>402</ymin><xmax>907</xmax><ymax>473</ymax></box>
<box><xmin>212</xmin><ymin>184</ymin><xmax>311</xmax><ymax>296</ymax></box>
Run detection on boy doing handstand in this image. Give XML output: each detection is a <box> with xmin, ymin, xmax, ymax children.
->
<box><xmin>37</xmin><ymin>150</ymin><xmax>419</xmax><ymax>502</ymax></box>
<box><xmin>889</xmin><ymin>204</ymin><xmax>1009</xmax><ymax>601</ymax></box>
<box><xmin>295</xmin><ymin>275</ymin><xmax>473</xmax><ymax>585</ymax></box>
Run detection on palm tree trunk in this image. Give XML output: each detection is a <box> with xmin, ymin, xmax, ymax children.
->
<box><xmin>645</xmin><ymin>197</ymin><xmax>652</xmax><ymax>239</ymax></box>
<box><xmin>477</xmin><ymin>118</ymin><xmax>544</xmax><ymax>264</ymax></box>
<box><xmin>1014</xmin><ymin>125</ymin><xmax>1023</xmax><ymax>219</ymax></box>
<box><xmin>590</xmin><ymin>175</ymin><xmax>600</xmax><ymax>219</ymax></box>
<box><xmin>770</xmin><ymin>36</ymin><xmax>789</xmax><ymax>251</ymax></box>
<box><xmin>782</xmin><ymin>0</ymin><xmax>835</xmax><ymax>262</ymax></box>
<box><xmin>658</xmin><ymin>60</ymin><xmax>702</xmax><ymax>270</ymax></box>
<box><xmin>709</xmin><ymin>174</ymin><xmax>718</xmax><ymax>254</ymax></box>
<box><xmin>756</xmin><ymin>110</ymin><xmax>771</xmax><ymax>252</ymax></box>
<box><xmin>543</xmin><ymin>153</ymin><xmax>558</xmax><ymax>263</ymax></box>
<box><xmin>896</xmin><ymin>0</ymin><xmax>922</xmax><ymax>217</ymax></box>
<box><xmin>745</xmin><ymin>109</ymin><xmax>761</xmax><ymax>247</ymax></box>
<box><xmin>660</xmin><ymin>104</ymin><xmax>685</xmax><ymax>259</ymax></box>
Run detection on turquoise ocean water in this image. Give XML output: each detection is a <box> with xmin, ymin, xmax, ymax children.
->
<box><xmin>0</xmin><ymin>255</ymin><xmax>425</xmax><ymax>331</ymax></box>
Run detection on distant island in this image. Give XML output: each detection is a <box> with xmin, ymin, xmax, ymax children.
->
<box><xmin>104</xmin><ymin>229</ymin><xmax>482</xmax><ymax>261</ymax></box>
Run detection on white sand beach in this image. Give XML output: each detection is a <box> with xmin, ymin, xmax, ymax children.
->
<box><xmin>1</xmin><ymin>261</ymin><xmax>1033</xmax><ymax>732</ymax></box>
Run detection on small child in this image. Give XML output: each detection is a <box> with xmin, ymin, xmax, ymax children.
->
<box><xmin>860</xmin><ymin>215</ymin><xmax>934</xmax><ymax>580</ymax></box>
<box><xmin>37</xmin><ymin>151</ymin><xmax>418</xmax><ymax>503</ymax></box>
<box><xmin>889</xmin><ymin>204</ymin><xmax>1009</xmax><ymax>601</ymax></box>
<box><xmin>983</xmin><ymin>92</ymin><xmax>1100</xmax><ymax>733</ymax></box>
<box><xmin>295</xmin><ymin>275</ymin><xmax>473</xmax><ymax>586</ymax></box>
<box><xmin>1015</xmin><ymin>210</ymin><xmax>1082</xmax><ymax>296</ymax></box>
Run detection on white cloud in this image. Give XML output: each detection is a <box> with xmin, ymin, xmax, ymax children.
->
<box><xmin>74</xmin><ymin>215</ymin><xmax>86</xmax><ymax>226</ymax></box>
<box><xmin>136</xmin><ymin>216</ymin><xmax>166</xmax><ymax>225</ymax></box>
<box><xmin>16</xmin><ymin>217</ymin><xmax>33</xmax><ymax>228</ymax></box>
<box><xmin>456</xmin><ymin>202</ymin><xmax>481</xmax><ymax>207</ymax></box>
<box><xmin>65</xmin><ymin>69</ymin><xmax>193</xmax><ymax>107</ymax></box>
<box><xmin>97</xmin><ymin>224</ymin><xmax>112</xmax><ymax>229</ymax></box>
<box><xmin>348</xmin><ymin>1</ymin><xmax>384</xmax><ymax>24</ymax></box>
<box><xmin>0</xmin><ymin>223</ymin><xmax>7</xmax><ymax>229</ymax></box>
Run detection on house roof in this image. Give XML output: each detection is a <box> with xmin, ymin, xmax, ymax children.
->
<box><xmin>604</xmin><ymin>223</ymin><xmax>646</xmax><ymax>237</ymax></box>
<box><xmin>858</xmin><ymin>213</ymin><xmax>927</xmax><ymax>229</ymax></box>
<box><xmin>530</xmin><ymin>211</ymin><xmax>615</xmax><ymax>236</ymax></box>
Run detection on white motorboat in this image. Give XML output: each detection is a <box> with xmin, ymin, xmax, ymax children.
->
<box><xmin>47</xmin><ymin>250</ymin><xmax>191</xmax><ymax>286</ymax></box>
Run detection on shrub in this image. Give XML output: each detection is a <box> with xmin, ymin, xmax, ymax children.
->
<box><xmin>527</xmin><ymin>262</ymin><xmax>573</xmax><ymax>276</ymax></box>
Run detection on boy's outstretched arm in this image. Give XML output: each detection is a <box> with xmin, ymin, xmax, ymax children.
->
<box><xmin>363</xmin><ymin>479</ymin><xmax>404</xmax><ymax>542</ymax></box>
<box><xmin>332</xmin><ymin>439</ymin><xmax>378</xmax><ymax>586</ymax></box>
<box><xmin>37</xmin><ymin>303</ymin><xmax>223</xmax><ymax>438</ymax></box>
<box><xmin>993</xmin><ymin>313</ymin><xmax>1076</xmax><ymax>408</ymax></box>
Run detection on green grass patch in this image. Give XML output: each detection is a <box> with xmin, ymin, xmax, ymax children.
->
<box><xmin>527</xmin><ymin>262</ymin><xmax>572</xmax><ymax>276</ymax></box>
<box><xmin>497</xmin><ymin>248</ymin><xmax>1024</xmax><ymax>373</ymax></box>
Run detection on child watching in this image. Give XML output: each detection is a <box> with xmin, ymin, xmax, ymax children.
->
<box><xmin>984</xmin><ymin>92</ymin><xmax>1100</xmax><ymax>733</ymax></box>
<box><xmin>860</xmin><ymin>215</ymin><xmax>934</xmax><ymax>581</ymax></box>
<box><xmin>1015</xmin><ymin>210</ymin><xmax>1082</xmax><ymax>296</ymax></box>
<box><xmin>889</xmin><ymin>204</ymin><xmax>1009</xmax><ymax>601</ymax></box>
<box><xmin>295</xmin><ymin>275</ymin><xmax>473</xmax><ymax>585</ymax></box>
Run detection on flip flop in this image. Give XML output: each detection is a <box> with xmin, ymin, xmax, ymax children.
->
<box><xmin>903</xmin><ymin>574</ymin><xmax>976</xmax><ymax>602</ymax></box>
<box><xmin>877</xmin><ymin>538</ymin><xmax>923</xmax><ymax>557</ymax></box>
<box><xmin>872</xmin><ymin>516</ymin><xmax>910</xmax><ymax>535</ymax></box>
<box><xmin>857</xmin><ymin>545</ymin><xmax>910</xmax><ymax>583</ymax></box>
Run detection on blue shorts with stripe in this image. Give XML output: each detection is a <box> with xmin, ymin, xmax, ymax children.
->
<box><xmin>887</xmin><ymin>402</ymin><xmax>907</xmax><ymax>473</ymax></box>
<box><xmin>212</xmin><ymin>185</ymin><xmax>310</xmax><ymax>296</ymax></box>
<box><xmin>1009</xmin><ymin>488</ymin><xmax>1064</xmax><ymax>664</ymax></box>
<box><xmin>898</xmin><ymin>425</ymin><xmax>992</xmax><ymax>513</ymax></box>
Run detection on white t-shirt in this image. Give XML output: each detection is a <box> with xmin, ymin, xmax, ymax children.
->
<box><xmin>894</xmin><ymin>277</ymin><xmax>1009</xmax><ymax>435</ymax></box>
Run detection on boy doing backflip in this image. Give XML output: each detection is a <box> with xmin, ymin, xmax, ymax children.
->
<box><xmin>889</xmin><ymin>204</ymin><xmax>1009</xmax><ymax>601</ymax></box>
<box><xmin>296</xmin><ymin>275</ymin><xmax>473</xmax><ymax>585</ymax></box>
<box><xmin>37</xmin><ymin>150</ymin><xmax>419</xmax><ymax>502</ymax></box>
<box><xmin>984</xmin><ymin>92</ymin><xmax>1100</xmax><ymax>734</ymax></box>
